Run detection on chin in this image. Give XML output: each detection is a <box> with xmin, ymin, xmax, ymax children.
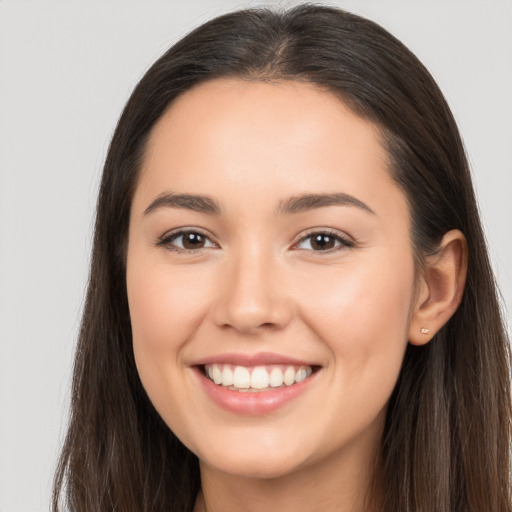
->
<box><xmin>204</xmin><ymin>453</ymin><xmax>307</xmax><ymax>480</ymax></box>
<box><xmin>194</xmin><ymin>437</ymin><xmax>312</xmax><ymax>480</ymax></box>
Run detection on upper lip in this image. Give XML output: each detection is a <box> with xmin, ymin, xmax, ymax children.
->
<box><xmin>191</xmin><ymin>351</ymin><xmax>319</xmax><ymax>367</ymax></box>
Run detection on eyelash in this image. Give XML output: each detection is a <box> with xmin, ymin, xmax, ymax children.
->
<box><xmin>294</xmin><ymin>229</ymin><xmax>354</xmax><ymax>253</ymax></box>
<box><xmin>157</xmin><ymin>229</ymin><xmax>217</xmax><ymax>253</ymax></box>
<box><xmin>157</xmin><ymin>228</ymin><xmax>354</xmax><ymax>254</ymax></box>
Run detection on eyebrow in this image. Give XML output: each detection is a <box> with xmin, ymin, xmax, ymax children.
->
<box><xmin>144</xmin><ymin>192</ymin><xmax>221</xmax><ymax>216</ymax></box>
<box><xmin>276</xmin><ymin>193</ymin><xmax>376</xmax><ymax>216</ymax></box>
<box><xmin>143</xmin><ymin>191</ymin><xmax>375</xmax><ymax>217</ymax></box>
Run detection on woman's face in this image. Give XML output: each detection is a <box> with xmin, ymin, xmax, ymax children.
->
<box><xmin>127</xmin><ymin>79</ymin><xmax>419</xmax><ymax>479</ymax></box>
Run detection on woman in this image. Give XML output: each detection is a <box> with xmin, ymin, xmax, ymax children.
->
<box><xmin>52</xmin><ymin>5</ymin><xmax>511</xmax><ymax>511</ymax></box>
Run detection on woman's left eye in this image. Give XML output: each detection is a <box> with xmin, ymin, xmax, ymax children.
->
<box><xmin>158</xmin><ymin>230</ymin><xmax>217</xmax><ymax>252</ymax></box>
<box><xmin>294</xmin><ymin>231</ymin><xmax>353</xmax><ymax>252</ymax></box>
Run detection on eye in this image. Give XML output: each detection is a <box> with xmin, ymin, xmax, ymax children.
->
<box><xmin>158</xmin><ymin>229</ymin><xmax>217</xmax><ymax>253</ymax></box>
<box><xmin>294</xmin><ymin>230</ymin><xmax>353</xmax><ymax>252</ymax></box>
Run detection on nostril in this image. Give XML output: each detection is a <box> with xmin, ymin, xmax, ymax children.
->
<box><xmin>215</xmin><ymin>309</ymin><xmax>292</xmax><ymax>334</ymax></box>
<box><xmin>211</xmin><ymin>272</ymin><xmax>293</xmax><ymax>333</ymax></box>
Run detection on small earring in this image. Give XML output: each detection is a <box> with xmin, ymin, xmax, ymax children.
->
<box><xmin>420</xmin><ymin>328</ymin><xmax>430</xmax><ymax>334</ymax></box>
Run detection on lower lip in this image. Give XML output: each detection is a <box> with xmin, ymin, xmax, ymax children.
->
<box><xmin>195</xmin><ymin>367</ymin><xmax>318</xmax><ymax>415</ymax></box>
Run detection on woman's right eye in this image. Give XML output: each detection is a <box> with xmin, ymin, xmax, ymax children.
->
<box><xmin>158</xmin><ymin>230</ymin><xmax>217</xmax><ymax>252</ymax></box>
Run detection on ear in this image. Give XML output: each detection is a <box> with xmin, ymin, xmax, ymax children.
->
<box><xmin>409</xmin><ymin>229</ymin><xmax>468</xmax><ymax>346</ymax></box>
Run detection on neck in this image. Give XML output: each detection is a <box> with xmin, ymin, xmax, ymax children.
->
<box><xmin>194</xmin><ymin>432</ymin><xmax>384</xmax><ymax>512</ymax></box>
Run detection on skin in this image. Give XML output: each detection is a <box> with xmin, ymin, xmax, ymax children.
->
<box><xmin>126</xmin><ymin>79</ymin><xmax>467</xmax><ymax>512</ymax></box>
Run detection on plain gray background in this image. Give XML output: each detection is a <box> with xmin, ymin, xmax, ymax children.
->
<box><xmin>1</xmin><ymin>1</ymin><xmax>511</xmax><ymax>510</ymax></box>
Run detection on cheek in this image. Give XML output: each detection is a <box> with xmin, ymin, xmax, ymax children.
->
<box><xmin>126</xmin><ymin>256</ymin><xmax>207</xmax><ymax>412</ymax></box>
<box><xmin>126</xmin><ymin>255</ymin><xmax>216</xmax><ymax>432</ymax></box>
<box><xmin>127</xmin><ymin>259</ymin><xmax>210</xmax><ymax>351</ymax></box>
<box><xmin>297</xmin><ymin>252</ymin><xmax>415</xmax><ymax>392</ymax></box>
<box><xmin>304</xmin><ymin>250</ymin><xmax>414</xmax><ymax>335</ymax></box>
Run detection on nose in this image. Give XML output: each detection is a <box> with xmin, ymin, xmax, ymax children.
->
<box><xmin>212</xmin><ymin>247</ymin><xmax>293</xmax><ymax>334</ymax></box>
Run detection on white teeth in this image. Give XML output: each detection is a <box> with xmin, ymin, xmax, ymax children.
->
<box><xmin>233</xmin><ymin>366</ymin><xmax>251</xmax><ymax>388</ymax></box>
<box><xmin>269</xmin><ymin>367</ymin><xmax>284</xmax><ymax>387</ymax></box>
<box><xmin>221</xmin><ymin>366</ymin><xmax>234</xmax><ymax>387</ymax></box>
<box><xmin>204</xmin><ymin>363</ymin><xmax>314</xmax><ymax>390</ymax></box>
<box><xmin>295</xmin><ymin>367</ymin><xmax>310</xmax><ymax>382</ymax></box>
<box><xmin>251</xmin><ymin>366</ymin><xmax>269</xmax><ymax>389</ymax></box>
<box><xmin>212</xmin><ymin>364</ymin><xmax>222</xmax><ymax>385</ymax></box>
<box><xmin>283</xmin><ymin>366</ymin><xmax>295</xmax><ymax>386</ymax></box>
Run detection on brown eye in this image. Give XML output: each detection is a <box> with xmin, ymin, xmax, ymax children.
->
<box><xmin>182</xmin><ymin>232</ymin><xmax>206</xmax><ymax>249</ymax></box>
<box><xmin>310</xmin><ymin>234</ymin><xmax>336</xmax><ymax>250</ymax></box>
<box><xmin>159</xmin><ymin>230</ymin><xmax>216</xmax><ymax>252</ymax></box>
<box><xmin>296</xmin><ymin>231</ymin><xmax>352</xmax><ymax>252</ymax></box>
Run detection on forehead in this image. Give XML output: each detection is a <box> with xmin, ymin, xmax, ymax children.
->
<box><xmin>145</xmin><ymin>79</ymin><xmax>386</xmax><ymax>163</ymax></box>
<box><xmin>135</xmin><ymin>78</ymin><xmax>405</xmax><ymax>221</ymax></box>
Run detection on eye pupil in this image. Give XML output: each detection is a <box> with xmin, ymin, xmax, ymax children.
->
<box><xmin>311</xmin><ymin>234</ymin><xmax>335</xmax><ymax>250</ymax></box>
<box><xmin>183</xmin><ymin>232</ymin><xmax>205</xmax><ymax>249</ymax></box>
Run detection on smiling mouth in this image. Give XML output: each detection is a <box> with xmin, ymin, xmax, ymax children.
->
<box><xmin>202</xmin><ymin>363</ymin><xmax>317</xmax><ymax>392</ymax></box>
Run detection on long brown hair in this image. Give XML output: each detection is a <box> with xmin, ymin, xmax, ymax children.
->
<box><xmin>53</xmin><ymin>5</ymin><xmax>512</xmax><ymax>511</ymax></box>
